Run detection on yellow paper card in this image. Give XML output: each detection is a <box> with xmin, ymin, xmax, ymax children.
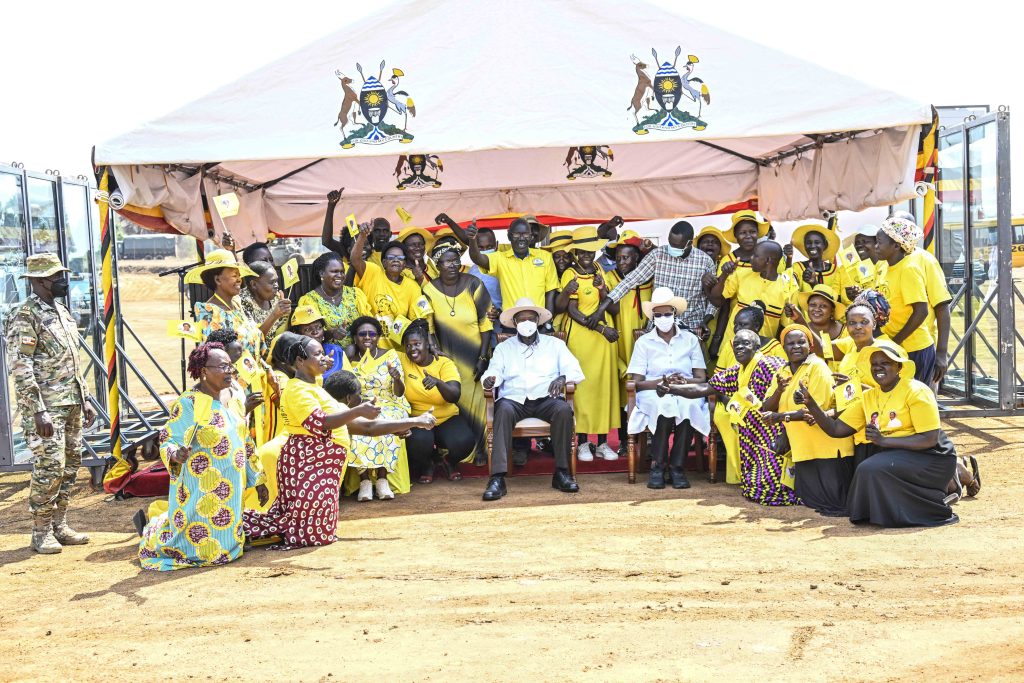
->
<box><xmin>281</xmin><ymin>258</ymin><xmax>300</xmax><ymax>289</ymax></box>
<box><xmin>396</xmin><ymin>207</ymin><xmax>413</xmax><ymax>224</ymax></box>
<box><xmin>234</xmin><ymin>351</ymin><xmax>260</xmax><ymax>387</ymax></box>
<box><xmin>345</xmin><ymin>213</ymin><xmax>360</xmax><ymax>237</ymax></box>
<box><xmin>413</xmin><ymin>295</ymin><xmax>433</xmax><ymax>317</ymax></box>
<box><xmin>167</xmin><ymin>319</ymin><xmax>202</xmax><ymax>342</ymax></box>
<box><xmin>834</xmin><ymin>379</ymin><xmax>862</xmax><ymax>411</ymax></box>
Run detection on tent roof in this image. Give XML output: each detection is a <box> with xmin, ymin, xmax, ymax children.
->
<box><xmin>96</xmin><ymin>0</ymin><xmax>932</xmax><ymax>242</ymax></box>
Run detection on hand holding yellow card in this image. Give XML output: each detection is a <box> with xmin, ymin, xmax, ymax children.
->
<box><xmin>345</xmin><ymin>213</ymin><xmax>360</xmax><ymax>237</ymax></box>
<box><xmin>281</xmin><ymin>258</ymin><xmax>300</xmax><ymax>290</ymax></box>
<box><xmin>167</xmin><ymin>319</ymin><xmax>203</xmax><ymax>342</ymax></box>
<box><xmin>834</xmin><ymin>379</ymin><xmax>862</xmax><ymax>411</ymax></box>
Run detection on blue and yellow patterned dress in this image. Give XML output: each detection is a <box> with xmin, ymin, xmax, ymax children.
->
<box><xmin>138</xmin><ymin>390</ymin><xmax>265</xmax><ymax>571</ymax></box>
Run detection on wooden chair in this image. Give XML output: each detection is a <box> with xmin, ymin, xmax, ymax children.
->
<box><xmin>623</xmin><ymin>329</ymin><xmax>718</xmax><ymax>483</ymax></box>
<box><xmin>485</xmin><ymin>330</ymin><xmax>577</xmax><ymax>476</ymax></box>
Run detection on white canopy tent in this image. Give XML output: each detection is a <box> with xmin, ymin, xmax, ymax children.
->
<box><xmin>95</xmin><ymin>0</ymin><xmax>932</xmax><ymax>246</ymax></box>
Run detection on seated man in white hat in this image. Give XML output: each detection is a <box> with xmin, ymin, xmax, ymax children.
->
<box><xmin>480</xmin><ymin>298</ymin><xmax>585</xmax><ymax>501</ymax></box>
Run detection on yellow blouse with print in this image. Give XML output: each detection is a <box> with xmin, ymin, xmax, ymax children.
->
<box><xmin>838</xmin><ymin>377</ymin><xmax>940</xmax><ymax>439</ymax></box>
<box><xmin>770</xmin><ymin>354</ymin><xmax>854</xmax><ymax>461</ymax></box>
<box><xmin>399</xmin><ymin>353</ymin><xmax>461</xmax><ymax>425</ymax></box>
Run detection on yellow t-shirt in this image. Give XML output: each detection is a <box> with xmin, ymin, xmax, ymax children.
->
<box><xmin>759</xmin><ymin>338</ymin><xmax>787</xmax><ymax>360</ymax></box>
<box><xmin>770</xmin><ymin>355</ymin><xmax>854</xmax><ymax>461</ymax></box>
<box><xmin>355</xmin><ymin>259</ymin><xmax>423</xmax><ymax>321</ymax></box>
<box><xmin>399</xmin><ymin>353</ymin><xmax>460</xmax><ymax>425</ymax></box>
<box><xmin>913</xmin><ymin>249</ymin><xmax>952</xmax><ymax>339</ymax></box>
<box><xmin>878</xmin><ymin>256</ymin><xmax>933</xmax><ymax>353</ymax></box>
<box><xmin>482</xmin><ymin>248</ymin><xmax>558</xmax><ymax>311</ymax></box>
<box><xmin>791</xmin><ymin>261</ymin><xmax>853</xmax><ymax>306</ymax></box>
<box><xmin>280</xmin><ymin>378</ymin><xmax>349</xmax><ymax>448</ymax></box>
<box><xmin>839</xmin><ymin>377</ymin><xmax>940</xmax><ymax>439</ymax></box>
<box><xmin>722</xmin><ymin>269</ymin><xmax>789</xmax><ymax>340</ymax></box>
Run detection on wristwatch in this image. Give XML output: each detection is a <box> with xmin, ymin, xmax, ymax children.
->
<box><xmin>783</xmin><ymin>413</ymin><xmax>792</xmax><ymax>423</ymax></box>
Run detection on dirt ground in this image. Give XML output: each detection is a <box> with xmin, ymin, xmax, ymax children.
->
<box><xmin>0</xmin><ymin>416</ymin><xmax>1021</xmax><ymax>682</ymax></box>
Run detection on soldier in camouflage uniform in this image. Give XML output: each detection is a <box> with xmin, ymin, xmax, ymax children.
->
<box><xmin>4</xmin><ymin>253</ymin><xmax>96</xmax><ymax>554</ymax></box>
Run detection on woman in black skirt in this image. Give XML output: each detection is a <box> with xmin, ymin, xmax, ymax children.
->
<box><xmin>800</xmin><ymin>340</ymin><xmax>958</xmax><ymax>527</ymax></box>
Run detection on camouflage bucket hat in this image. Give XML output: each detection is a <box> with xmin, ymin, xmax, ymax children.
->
<box><xmin>21</xmin><ymin>252</ymin><xmax>70</xmax><ymax>278</ymax></box>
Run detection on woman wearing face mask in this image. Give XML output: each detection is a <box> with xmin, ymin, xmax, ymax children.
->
<box><xmin>761</xmin><ymin>325</ymin><xmax>855</xmax><ymax>517</ymax></box>
<box><xmin>626</xmin><ymin>289</ymin><xmax>708</xmax><ymax>489</ymax></box>
<box><xmin>240</xmin><ymin>260</ymin><xmax>292</xmax><ymax>342</ymax></box>
<box><xmin>784</xmin><ymin>284</ymin><xmax>848</xmax><ymax>372</ymax></box>
<box><xmin>186</xmin><ymin>250</ymin><xmax>265</xmax><ymax>360</ymax></box>
<box><xmin>421</xmin><ymin>242</ymin><xmax>493</xmax><ymax>461</ymax></box>
<box><xmin>560</xmin><ymin>226</ymin><xmax>621</xmax><ymax>462</ymax></box>
<box><xmin>801</xmin><ymin>340</ymin><xmax>960</xmax><ymax>527</ymax></box>
<box><xmin>138</xmin><ymin>343</ymin><xmax>269</xmax><ymax>570</ymax></box>
<box><xmin>297</xmin><ymin>252</ymin><xmax>370</xmax><ymax>348</ymax></box>
<box><xmin>789</xmin><ymin>224</ymin><xmax>852</xmax><ymax>305</ymax></box>
<box><xmin>344</xmin><ymin>317</ymin><xmax>412</xmax><ymax>500</ymax></box>
<box><xmin>351</xmin><ymin>223</ymin><xmax>426</xmax><ymax>349</ymax></box>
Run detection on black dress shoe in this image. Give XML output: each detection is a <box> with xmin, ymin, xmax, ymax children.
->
<box><xmin>551</xmin><ymin>468</ymin><xmax>579</xmax><ymax>493</ymax></box>
<box><xmin>132</xmin><ymin>509</ymin><xmax>148</xmax><ymax>537</ymax></box>
<box><xmin>647</xmin><ymin>467</ymin><xmax>666</xmax><ymax>490</ymax></box>
<box><xmin>512</xmin><ymin>448</ymin><xmax>529</xmax><ymax>467</ymax></box>
<box><xmin>482</xmin><ymin>475</ymin><xmax>507</xmax><ymax>501</ymax></box>
<box><xmin>670</xmin><ymin>467</ymin><xmax>691</xmax><ymax>489</ymax></box>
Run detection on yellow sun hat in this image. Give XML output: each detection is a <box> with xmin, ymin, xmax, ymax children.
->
<box><xmin>857</xmin><ymin>339</ymin><xmax>916</xmax><ymax>384</ymax></box>
<box><xmin>290</xmin><ymin>304</ymin><xmax>325</xmax><ymax>327</ymax></box>
<box><xmin>569</xmin><ymin>225</ymin><xmax>609</xmax><ymax>252</ymax></box>
<box><xmin>184</xmin><ymin>249</ymin><xmax>257</xmax><ymax>285</ymax></box>
<box><xmin>795</xmin><ymin>284</ymin><xmax>847</xmax><ymax>321</ymax></box>
<box><xmin>723</xmin><ymin>210</ymin><xmax>770</xmax><ymax>243</ymax></box>
<box><xmin>791</xmin><ymin>223</ymin><xmax>841</xmax><ymax>262</ymax></box>
<box><xmin>396</xmin><ymin>227</ymin><xmax>436</xmax><ymax>251</ymax></box>
<box><xmin>543</xmin><ymin>230</ymin><xmax>574</xmax><ymax>252</ymax></box>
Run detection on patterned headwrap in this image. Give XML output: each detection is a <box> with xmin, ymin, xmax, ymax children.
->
<box><xmin>430</xmin><ymin>242</ymin><xmax>462</xmax><ymax>261</ymax></box>
<box><xmin>853</xmin><ymin>289</ymin><xmax>891</xmax><ymax>329</ymax></box>
<box><xmin>880</xmin><ymin>216</ymin><xmax>920</xmax><ymax>254</ymax></box>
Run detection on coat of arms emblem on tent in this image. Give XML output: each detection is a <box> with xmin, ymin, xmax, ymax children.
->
<box><xmin>335</xmin><ymin>62</ymin><xmax>416</xmax><ymax>148</ymax></box>
<box><xmin>564</xmin><ymin>146</ymin><xmax>613</xmax><ymax>180</ymax></box>
<box><xmin>628</xmin><ymin>47</ymin><xmax>710</xmax><ymax>135</ymax></box>
<box><xmin>395</xmin><ymin>154</ymin><xmax>443</xmax><ymax>190</ymax></box>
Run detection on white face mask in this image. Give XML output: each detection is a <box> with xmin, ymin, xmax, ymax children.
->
<box><xmin>481</xmin><ymin>248</ymin><xmax>496</xmax><ymax>255</ymax></box>
<box><xmin>516</xmin><ymin>320</ymin><xmax>538</xmax><ymax>337</ymax></box>
<box><xmin>653</xmin><ymin>315</ymin><xmax>676</xmax><ymax>332</ymax></box>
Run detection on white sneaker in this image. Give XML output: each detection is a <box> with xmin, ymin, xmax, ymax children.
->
<box><xmin>595</xmin><ymin>443</ymin><xmax>619</xmax><ymax>461</ymax></box>
<box><xmin>357</xmin><ymin>479</ymin><xmax>373</xmax><ymax>502</ymax></box>
<box><xmin>375</xmin><ymin>478</ymin><xmax>395</xmax><ymax>500</ymax></box>
<box><xmin>577</xmin><ymin>443</ymin><xmax>594</xmax><ymax>462</ymax></box>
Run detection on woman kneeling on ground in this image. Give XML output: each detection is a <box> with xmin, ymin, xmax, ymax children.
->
<box><xmin>799</xmin><ymin>340</ymin><xmax>960</xmax><ymax>527</ymax></box>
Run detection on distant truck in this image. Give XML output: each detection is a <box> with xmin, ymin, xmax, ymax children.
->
<box><xmin>119</xmin><ymin>234</ymin><xmax>176</xmax><ymax>260</ymax></box>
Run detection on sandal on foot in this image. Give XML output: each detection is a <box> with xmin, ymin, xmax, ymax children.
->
<box><xmin>418</xmin><ymin>463</ymin><xmax>435</xmax><ymax>484</ymax></box>
<box><xmin>440</xmin><ymin>461</ymin><xmax>463</xmax><ymax>481</ymax></box>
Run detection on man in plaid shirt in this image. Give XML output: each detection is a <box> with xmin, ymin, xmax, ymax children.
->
<box><xmin>598</xmin><ymin>221</ymin><xmax>717</xmax><ymax>339</ymax></box>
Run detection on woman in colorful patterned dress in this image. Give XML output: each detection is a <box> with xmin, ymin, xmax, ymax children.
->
<box><xmin>421</xmin><ymin>242</ymin><xmax>493</xmax><ymax>460</ymax></box>
<box><xmin>297</xmin><ymin>252</ymin><xmax>371</xmax><ymax>348</ymax></box>
<box><xmin>344</xmin><ymin>316</ymin><xmax>412</xmax><ymax>500</ymax></box>
<box><xmin>665</xmin><ymin>329</ymin><xmax>799</xmax><ymax>506</ymax></box>
<box><xmin>239</xmin><ymin>260</ymin><xmax>292</xmax><ymax>343</ymax></box>
<box><xmin>138</xmin><ymin>343</ymin><xmax>268</xmax><ymax>571</ymax></box>
<box><xmin>186</xmin><ymin>249</ymin><xmax>265</xmax><ymax>360</ymax></box>
<box><xmin>243</xmin><ymin>335</ymin><xmax>431</xmax><ymax>549</ymax></box>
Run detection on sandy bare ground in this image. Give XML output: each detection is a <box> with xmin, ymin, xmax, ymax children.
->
<box><xmin>0</xmin><ymin>415</ymin><xmax>1021</xmax><ymax>682</ymax></box>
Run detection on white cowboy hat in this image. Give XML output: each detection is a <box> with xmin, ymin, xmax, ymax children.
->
<box><xmin>499</xmin><ymin>297</ymin><xmax>553</xmax><ymax>328</ymax></box>
<box><xmin>641</xmin><ymin>286</ymin><xmax>688</xmax><ymax>318</ymax></box>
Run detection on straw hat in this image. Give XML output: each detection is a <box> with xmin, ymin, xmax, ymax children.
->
<box><xmin>184</xmin><ymin>249</ymin><xmax>256</xmax><ymax>285</ymax></box>
<box><xmin>543</xmin><ymin>230</ymin><xmax>574</xmax><ymax>252</ymax></box>
<box><xmin>795</xmin><ymin>284</ymin><xmax>847</xmax><ymax>321</ymax></box>
<box><xmin>290</xmin><ymin>304</ymin><xmax>325</xmax><ymax>327</ymax></box>
<box><xmin>396</xmin><ymin>227</ymin><xmax>436</xmax><ymax>250</ymax></box>
<box><xmin>693</xmin><ymin>226</ymin><xmax>732</xmax><ymax>250</ymax></box>
<box><xmin>499</xmin><ymin>297</ymin><xmax>553</xmax><ymax>328</ymax></box>
<box><xmin>791</xmin><ymin>223</ymin><xmax>841</xmax><ymax>261</ymax></box>
<box><xmin>641</xmin><ymin>286</ymin><xmax>688</xmax><ymax>318</ymax></box>
<box><xmin>723</xmin><ymin>210</ymin><xmax>769</xmax><ymax>243</ymax></box>
<box><xmin>857</xmin><ymin>339</ymin><xmax>916</xmax><ymax>383</ymax></box>
<box><xmin>20</xmin><ymin>253</ymin><xmax>70</xmax><ymax>279</ymax></box>
<box><xmin>569</xmin><ymin>225</ymin><xmax>608</xmax><ymax>252</ymax></box>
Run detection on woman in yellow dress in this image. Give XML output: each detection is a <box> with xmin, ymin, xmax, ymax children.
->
<box><xmin>761</xmin><ymin>324</ymin><xmax>855</xmax><ymax>517</ymax></box>
<box><xmin>546</xmin><ymin>230</ymin><xmax>576</xmax><ymax>333</ymax></box>
<box><xmin>602</xmin><ymin>230</ymin><xmax>653</xmax><ymax>450</ymax></box>
<box><xmin>344</xmin><ymin>316</ymin><xmax>412</xmax><ymax>500</ymax></box>
<box><xmin>560</xmin><ymin>226</ymin><xmax>621</xmax><ymax>462</ymax></box>
<box><xmin>790</xmin><ymin>223</ymin><xmax>852</xmax><ymax>305</ymax></box>
<box><xmin>297</xmin><ymin>252</ymin><xmax>371</xmax><ymax>348</ymax></box>
<box><xmin>421</xmin><ymin>242</ymin><xmax>493</xmax><ymax>461</ymax></box>
<box><xmin>720</xmin><ymin>210</ymin><xmax>769</xmax><ymax>273</ymax></box>
<box><xmin>784</xmin><ymin>284</ymin><xmax>849</xmax><ymax>372</ymax></box>
<box><xmin>187</xmin><ymin>249</ymin><xmax>264</xmax><ymax>359</ymax></box>
<box><xmin>399</xmin><ymin>319</ymin><xmax>476</xmax><ymax>482</ymax></box>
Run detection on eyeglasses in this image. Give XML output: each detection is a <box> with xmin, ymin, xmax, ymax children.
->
<box><xmin>383</xmin><ymin>254</ymin><xmax>405</xmax><ymax>262</ymax></box>
<box><xmin>357</xmin><ymin>330</ymin><xmax>379</xmax><ymax>338</ymax></box>
<box><xmin>205</xmin><ymin>363</ymin><xmax>237</xmax><ymax>373</ymax></box>
<box><xmin>652</xmin><ymin>311</ymin><xmax>675</xmax><ymax>318</ymax></box>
